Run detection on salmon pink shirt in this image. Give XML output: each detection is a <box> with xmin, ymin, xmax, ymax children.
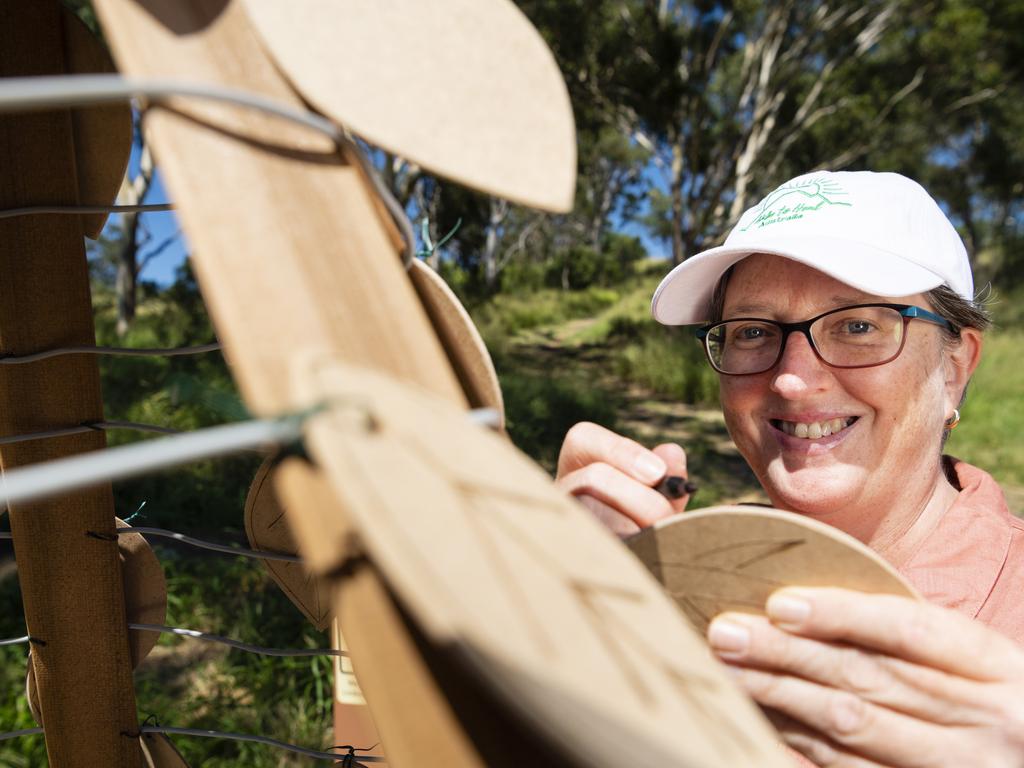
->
<box><xmin>898</xmin><ymin>457</ymin><xmax>1024</xmax><ymax>644</ymax></box>
<box><xmin>788</xmin><ymin>457</ymin><xmax>1021</xmax><ymax>767</ymax></box>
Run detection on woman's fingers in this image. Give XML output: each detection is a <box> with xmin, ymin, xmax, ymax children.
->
<box><xmin>557</xmin><ymin>421</ymin><xmax>666</xmax><ymax>485</ymax></box>
<box><xmin>652</xmin><ymin>442</ymin><xmax>691</xmax><ymax>513</ymax></box>
<box><xmin>556</xmin><ymin>422</ymin><xmax>691</xmax><ymax>531</ymax></box>
<box><xmin>709</xmin><ymin>613</ymin><xmax>993</xmax><ymax>726</ymax></box>
<box><xmin>729</xmin><ymin>665</ymin><xmax>975</xmax><ymax>767</ymax></box>
<box><xmin>767</xmin><ymin>711</ymin><xmax>890</xmax><ymax>768</ymax></box>
<box><xmin>557</xmin><ymin>461</ymin><xmax>674</xmax><ymax>529</ymax></box>
<box><xmin>762</xmin><ymin>588</ymin><xmax>1024</xmax><ymax>681</ymax></box>
<box><xmin>575</xmin><ymin>494</ymin><xmax>641</xmax><ymax>538</ymax></box>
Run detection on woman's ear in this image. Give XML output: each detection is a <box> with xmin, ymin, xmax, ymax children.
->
<box><xmin>944</xmin><ymin>328</ymin><xmax>983</xmax><ymax>412</ymax></box>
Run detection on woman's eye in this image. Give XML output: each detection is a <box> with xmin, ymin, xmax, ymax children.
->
<box><xmin>844</xmin><ymin>320</ymin><xmax>875</xmax><ymax>334</ymax></box>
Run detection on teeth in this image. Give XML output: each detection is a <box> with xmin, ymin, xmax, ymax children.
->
<box><xmin>777</xmin><ymin>417</ymin><xmax>853</xmax><ymax>440</ymax></box>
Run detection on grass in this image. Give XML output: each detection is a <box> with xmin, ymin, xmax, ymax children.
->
<box><xmin>947</xmin><ymin>331</ymin><xmax>1024</xmax><ymax>488</ymax></box>
<box><xmin>2</xmin><ymin>268</ymin><xmax>1022</xmax><ymax>766</ymax></box>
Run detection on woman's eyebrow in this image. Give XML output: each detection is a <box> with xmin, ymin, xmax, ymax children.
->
<box><xmin>725</xmin><ymin>296</ymin><xmax>874</xmax><ymax>317</ymax></box>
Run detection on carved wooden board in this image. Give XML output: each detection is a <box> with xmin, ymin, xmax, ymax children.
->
<box><xmin>627</xmin><ymin>506</ymin><xmax>920</xmax><ymax>633</ymax></box>
<box><xmin>90</xmin><ymin>0</ymin><xmax>789</xmax><ymax>765</ymax></box>
<box><xmin>295</xmin><ymin>360</ymin><xmax>790</xmax><ymax>767</ymax></box>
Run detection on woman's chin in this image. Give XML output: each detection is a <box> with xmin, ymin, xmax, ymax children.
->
<box><xmin>763</xmin><ymin>462</ymin><xmax>867</xmax><ymax>519</ymax></box>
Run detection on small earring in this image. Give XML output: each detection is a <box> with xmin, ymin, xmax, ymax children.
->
<box><xmin>945</xmin><ymin>408</ymin><xmax>961</xmax><ymax>430</ymax></box>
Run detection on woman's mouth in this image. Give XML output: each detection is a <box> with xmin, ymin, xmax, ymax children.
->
<box><xmin>769</xmin><ymin>416</ymin><xmax>858</xmax><ymax>439</ymax></box>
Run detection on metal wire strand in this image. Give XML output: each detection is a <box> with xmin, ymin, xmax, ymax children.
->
<box><xmin>0</xmin><ymin>635</ymin><xmax>28</xmax><ymax>647</ymax></box>
<box><xmin>129</xmin><ymin>624</ymin><xmax>343</xmax><ymax>658</ymax></box>
<box><xmin>0</xmin><ymin>727</ymin><xmax>43</xmax><ymax>742</ymax></box>
<box><xmin>0</xmin><ymin>421</ymin><xmax>181</xmax><ymax>447</ymax></box>
<box><xmin>0</xmin><ymin>342</ymin><xmax>219</xmax><ymax>364</ymax></box>
<box><xmin>139</xmin><ymin>726</ymin><xmax>385</xmax><ymax>764</ymax></box>
<box><xmin>0</xmin><ymin>203</ymin><xmax>173</xmax><ymax>220</ymax></box>
<box><xmin>120</xmin><ymin>527</ymin><xmax>301</xmax><ymax>563</ymax></box>
<box><xmin>0</xmin><ymin>408</ymin><xmax>498</xmax><ymax>509</ymax></box>
<box><xmin>0</xmin><ymin>75</ymin><xmax>415</xmax><ymax>266</ymax></box>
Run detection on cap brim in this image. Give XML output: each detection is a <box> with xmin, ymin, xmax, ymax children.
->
<box><xmin>651</xmin><ymin>237</ymin><xmax>948</xmax><ymax>325</ymax></box>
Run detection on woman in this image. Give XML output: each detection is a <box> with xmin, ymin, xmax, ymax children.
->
<box><xmin>556</xmin><ymin>171</ymin><xmax>1024</xmax><ymax>767</ymax></box>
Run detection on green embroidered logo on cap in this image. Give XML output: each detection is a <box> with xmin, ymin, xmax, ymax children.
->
<box><xmin>740</xmin><ymin>176</ymin><xmax>852</xmax><ymax>231</ymax></box>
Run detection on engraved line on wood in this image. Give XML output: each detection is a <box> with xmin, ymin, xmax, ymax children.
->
<box><xmin>690</xmin><ymin>537</ymin><xmax>807</xmax><ymax>570</ymax></box>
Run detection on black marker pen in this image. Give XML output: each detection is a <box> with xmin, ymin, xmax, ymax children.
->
<box><xmin>656</xmin><ymin>475</ymin><xmax>698</xmax><ymax>500</ymax></box>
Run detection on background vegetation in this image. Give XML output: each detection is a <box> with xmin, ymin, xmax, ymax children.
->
<box><xmin>2</xmin><ymin>0</ymin><xmax>1023</xmax><ymax>764</ymax></box>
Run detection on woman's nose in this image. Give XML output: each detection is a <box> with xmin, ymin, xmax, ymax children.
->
<box><xmin>770</xmin><ymin>331</ymin><xmax>830</xmax><ymax>397</ymax></box>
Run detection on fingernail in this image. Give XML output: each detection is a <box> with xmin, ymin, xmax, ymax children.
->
<box><xmin>633</xmin><ymin>453</ymin><xmax>665</xmax><ymax>484</ymax></box>
<box><xmin>766</xmin><ymin>592</ymin><xmax>811</xmax><ymax>628</ymax></box>
<box><xmin>707</xmin><ymin>619</ymin><xmax>750</xmax><ymax>657</ymax></box>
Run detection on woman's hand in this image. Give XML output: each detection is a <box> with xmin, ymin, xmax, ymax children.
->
<box><xmin>555</xmin><ymin>421</ymin><xmax>691</xmax><ymax>537</ymax></box>
<box><xmin>707</xmin><ymin>587</ymin><xmax>1024</xmax><ymax>767</ymax></box>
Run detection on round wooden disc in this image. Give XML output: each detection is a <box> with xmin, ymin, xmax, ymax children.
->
<box><xmin>626</xmin><ymin>505</ymin><xmax>919</xmax><ymax>634</ymax></box>
<box><xmin>242</xmin><ymin>0</ymin><xmax>576</xmax><ymax>212</ymax></box>
<box><xmin>408</xmin><ymin>260</ymin><xmax>504</xmax><ymax>427</ymax></box>
<box><xmin>61</xmin><ymin>7</ymin><xmax>133</xmax><ymax>239</ymax></box>
<box><xmin>293</xmin><ymin>359</ymin><xmax>793</xmax><ymax>768</ymax></box>
<box><xmin>244</xmin><ymin>458</ymin><xmax>332</xmax><ymax>631</ymax></box>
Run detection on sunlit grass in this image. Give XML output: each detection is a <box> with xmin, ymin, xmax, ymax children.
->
<box><xmin>947</xmin><ymin>331</ymin><xmax>1024</xmax><ymax>488</ymax></box>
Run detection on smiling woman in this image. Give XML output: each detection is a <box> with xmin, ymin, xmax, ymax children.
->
<box><xmin>556</xmin><ymin>171</ymin><xmax>1024</xmax><ymax>767</ymax></box>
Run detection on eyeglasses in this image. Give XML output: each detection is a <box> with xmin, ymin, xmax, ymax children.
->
<box><xmin>696</xmin><ymin>303</ymin><xmax>952</xmax><ymax>376</ymax></box>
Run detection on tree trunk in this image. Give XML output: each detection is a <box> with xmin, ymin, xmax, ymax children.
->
<box><xmin>670</xmin><ymin>141</ymin><xmax>685</xmax><ymax>265</ymax></box>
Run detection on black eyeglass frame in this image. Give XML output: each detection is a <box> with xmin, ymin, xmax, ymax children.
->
<box><xmin>695</xmin><ymin>303</ymin><xmax>953</xmax><ymax>376</ymax></box>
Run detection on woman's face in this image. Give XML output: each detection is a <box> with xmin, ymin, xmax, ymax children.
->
<box><xmin>718</xmin><ymin>254</ymin><xmax>978</xmax><ymax>529</ymax></box>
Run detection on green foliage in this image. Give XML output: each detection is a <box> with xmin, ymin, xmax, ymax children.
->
<box><xmin>947</xmin><ymin>331</ymin><xmax>1024</xmax><ymax>487</ymax></box>
<box><xmin>498</xmin><ymin>362</ymin><xmax>622</xmax><ymax>473</ymax></box>
<box><xmin>611</xmin><ymin>322</ymin><xmax>720</xmax><ymax>407</ymax></box>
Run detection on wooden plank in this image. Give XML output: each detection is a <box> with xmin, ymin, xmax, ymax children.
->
<box><xmin>90</xmin><ymin>0</ymin><xmax>466</xmax><ymax>416</ymax></box>
<box><xmin>0</xmin><ymin>2</ymin><xmax>140</xmax><ymax>766</ymax></box>
<box><xmin>89</xmin><ymin>2</ymin><xmax>791</xmax><ymax>766</ymax></box>
<box><xmin>88</xmin><ymin>1</ymin><xmax>478</xmax><ymax>763</ymax></box>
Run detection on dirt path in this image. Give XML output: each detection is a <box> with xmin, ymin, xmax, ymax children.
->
<box><xmin>505</xmin><ymin>336</ymin><xmax>768</xmax><ymax>507</ymax></box>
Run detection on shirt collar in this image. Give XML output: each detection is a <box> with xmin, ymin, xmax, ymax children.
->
<box><xmin>897</xmin><ymin>457</ymin><xmax>1013</xmax><ymax>618</ymax></box>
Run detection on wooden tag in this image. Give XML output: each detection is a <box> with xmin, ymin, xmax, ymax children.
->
<box><xmin>626</xmin><ymin>505</ymin><xmax>920</xmax><ymax>633</ymax></box>
<box><xmin>241</xmin><ymin>0</ymin><xmax>576</xmax><ymax>212</ymax></box>
<box><xmin>294</xmin><ymin>358</ymin><xmax>792</xmax><ymax>768</ymax></box>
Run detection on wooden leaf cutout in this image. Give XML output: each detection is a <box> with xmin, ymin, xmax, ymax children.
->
<box><xmin>627</xmin><ymin>506</ymin><xmax>920</xmax><ymax>633</ymax></box>
<box><xmin>292</xmin><ymin>357</ymin><xmax>793</xmax><ymax>768</ymax></box>
<box><xmin>242</xmin><ymin>0</ymin><xmax>577</xmax><ymax>212</ymax></box>
<box><xmin>409</xmin><ymin>260</ymin><xmax>504</xmax><ymax>427</ymax></box>
<box><xmin>140</xmin><ymin>731</ymin><xmax>191</xmax><ymax>768</ymax></box>
<box><xmin>245</xmin><ymin>458</ymin><xmax>333</xmax><ymax>631</ymax></box>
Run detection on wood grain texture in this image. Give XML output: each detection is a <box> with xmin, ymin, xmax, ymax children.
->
<box><xmin>90</xmin><ymin>2</ymin><xmax>788</xmax><ymax>765</ymax></box>
<box><xmin>295</xmin><ymin>359</ymin><xmax>791</xmax><ymax>768</ymax></box>
<box><xmin>276</xmin><ymin>458</ymin><xmax>479</xmax><ymax>768</ymax></box>
<box><xmin>627</xmin><ymin>505</ymin><xmax>920</xmax><ymax>633</ymax></box>
<box><xmin>91</xmin><ymin>0</ymin><xmax>467</xmax><ymax>416</ymax></box>
<box><xmin>242</xmin><ymin>0</ymin><xmax>576</xmax><ymax>212</ymax></box>
<box><xmin>0</xmin><ymin>3</ymin><xmax>140</xmax><ymax>765</ymax></box>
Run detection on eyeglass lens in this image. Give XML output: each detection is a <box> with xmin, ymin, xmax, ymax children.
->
<box><xmin>706</xmin><ymin>306</ymin><xmax>907</xmax><ymax>374</ymax></box>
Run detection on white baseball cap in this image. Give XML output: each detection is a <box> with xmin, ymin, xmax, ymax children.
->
<box><xmin>651</xmin><ymin>170</ymin><xmax>975</xmax><ymax>325</ymax></box>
